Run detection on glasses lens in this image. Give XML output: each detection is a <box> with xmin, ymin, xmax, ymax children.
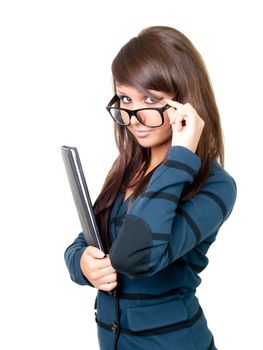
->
<box><xmin>108</xmin><ymin>107</ymin><xmax>164</xmax><ymax>127</ymax></box>
<box><xmin>109</xmin><ymin>108</ymin><xmax>130</xmax><ymax>126</ymax></box>
<box><xmin>137</xmin><ymin>109</ymin><xmax>163</xmax><ymax>127</ymax></box>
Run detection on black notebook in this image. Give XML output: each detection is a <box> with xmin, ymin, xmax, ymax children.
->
<box><xmin>61</xmin><ymin>145</ymin><xmax>104</xmax><ymax>252</ymax></box>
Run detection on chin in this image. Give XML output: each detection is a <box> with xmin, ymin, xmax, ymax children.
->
<box><xmin>136</xmin><ymin>140</ymin><xmax>151</xmax><ymax>148</ymax></box>
<box><xmin>134</xmin><ymin>137</ymin><xmax>155</xmax><ymax>148</ymax></box>
<box><xmin>136</xmin><ymin>137</ymin><xmax>171</xmax><ymax>149</ymax></box>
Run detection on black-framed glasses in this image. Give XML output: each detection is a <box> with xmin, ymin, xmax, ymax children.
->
<box><xmin>106</xmin><ymin>95</ymin><xmax>171</xmax><ymax>128</ymax></box>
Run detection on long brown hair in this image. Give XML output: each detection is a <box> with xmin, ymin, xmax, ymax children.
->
<box><xmin>94</xmin><ymin>26</ymin><xmax>224</xmax><ymax>252</ymax></box>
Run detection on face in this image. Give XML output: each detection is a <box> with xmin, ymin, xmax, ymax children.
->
<box><xmin>115</xmin><ymin>84</ymin><xmax>174</xmax><ymax>151</ymax></box>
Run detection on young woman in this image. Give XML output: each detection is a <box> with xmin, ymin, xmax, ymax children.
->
<box><xmin>64</xmin><ymin>26</ymin><xmax>237</xmax><ymax>350</ymax></box>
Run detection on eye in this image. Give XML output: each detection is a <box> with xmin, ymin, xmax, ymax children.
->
<box><xmin>144</xmin><ymin>96</ymin><xmax>161</xmax><ymax>104</ymax></box>
<box><xmin>119</xmin><ymin>95</ymin><xmax>131</xmax><ymax>104</ymax></box>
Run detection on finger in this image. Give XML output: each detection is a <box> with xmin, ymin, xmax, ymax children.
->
<box><xmin>166</xmin><ymin>100</ymin><xmax>197</xmax><ymax>119</ymax></box>
<box><xmin>165</xmin><ymin>99</ymin><xmax>184</xmax><ymax>109</ymax></box>
<box><xmin>91</xmin><ymin>258</ymin><xmax>115</xmax><ymax>271</ymax></box>
<box><xmin>96</xmin><ymin>272</ymin><xmax>117</xmax><ymax>285</ymax></box>
<box><xmin>169</xmin><ymin>109</ymin><xmax>187</xmax><ymax>130</ymax></box>
<box><xmin>83</xmin><ymin>254</ymin><xmax>113</xmax><ymax>272</ymax></box>
<box><xmin>98</xmin><ymin>281</ymin><xmax>118</xmax><ymax>292</ymax></box>
<box><xmin>85</xmin><ymin>246</ymin><xmax>105</xmax><ymax>259</ymax></box>
<box><xmin>93</xmin><ymin>266</ymin><xmax>117</xmax><ymax>280</ymax></box>
<box><xmin>166</xmin><ymin>101</ymin><xmax>190</xmax><ymax>125</ymax></box>
<box><xmin>176</xmin><ymin>118</ymin><xmax>184</xmax><ymax>131</ymax></box>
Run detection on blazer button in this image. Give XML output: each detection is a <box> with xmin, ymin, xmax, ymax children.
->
<box><xmin>112</xmin><ymin>321</ymin><xmax>118</xmax><ymax>333</ymax></box>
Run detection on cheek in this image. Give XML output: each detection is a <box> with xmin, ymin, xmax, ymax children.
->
<box><xmin>161</xmin><ymin>114</ymin><xmax>172</xmax><ymax>135</ymax></box>
<box><xmin>156</xmin><ymin>122</ymin><xmax>172</xmax><ymax>141</ymax></box>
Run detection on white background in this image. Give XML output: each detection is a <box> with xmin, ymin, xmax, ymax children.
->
<box><xmin>0</xmin><ymin>0</ymin><xmax>262</xmax><ymax>349</ymax></box>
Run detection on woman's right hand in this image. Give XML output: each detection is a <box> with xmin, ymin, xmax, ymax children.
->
<box><xmin>80</xmin><ymin>246</ymin><xmax>117</xmax><ymax>292</ymax></box>
<box><xmin>166</xmin><ymin>99</ymin><xmax>205</xmax><ymax>153</ymax></box>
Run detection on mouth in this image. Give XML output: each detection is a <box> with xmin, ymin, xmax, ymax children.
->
<box><xmin>133</xmin><ymin>129</ymin><xmax>152</xmax><ymax>138</ymax></box>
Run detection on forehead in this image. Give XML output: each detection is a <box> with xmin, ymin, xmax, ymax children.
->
<box><xmin>115</xmin><ymin>83</ymin><xmax>164</xmax><ymax>98</ymax></box>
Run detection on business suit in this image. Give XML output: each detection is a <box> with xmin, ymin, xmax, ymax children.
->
<box><xmin>65</xmin><ymin>146</ymin><xmax>237</xmax><ymax>349</ymax></box>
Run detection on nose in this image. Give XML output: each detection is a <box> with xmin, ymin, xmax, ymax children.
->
<box><xmin>130</xmin><ymin>114</ymin><xmax>140</xmax><ymax>126</ymax></box>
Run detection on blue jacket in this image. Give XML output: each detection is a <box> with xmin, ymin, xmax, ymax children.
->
<box><xmin>65</xmin><ymin>146</ymin><xmax>237</xmax><ymax>350</ymax></box>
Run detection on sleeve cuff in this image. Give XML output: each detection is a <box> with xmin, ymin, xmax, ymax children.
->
<box><xmin>74</xmin><ymin>247</ymin><xmax>94</xmax><ymax>287</ymax></box>
<box><xmin>167</xmin><ymin>146</ymin><xmax>201</xmax><ymax>173</ymax></box>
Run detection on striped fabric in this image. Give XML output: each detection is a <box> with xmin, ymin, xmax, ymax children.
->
<box><xmin>65</xmin><ymin>146</ymin><xmax>237</xmax><ymax>350</ymax></box>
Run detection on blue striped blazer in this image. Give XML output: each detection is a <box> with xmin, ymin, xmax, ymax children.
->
<box><xmin>65</xmin><ymin>146</ymin><xmax>237</xmax><ymax>350</ymax></box>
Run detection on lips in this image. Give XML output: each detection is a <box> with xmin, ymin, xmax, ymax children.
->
<box><xmin>133</xmin><ymin>129</ymin><xmax>152</xmax><ymax>138</ymax></box>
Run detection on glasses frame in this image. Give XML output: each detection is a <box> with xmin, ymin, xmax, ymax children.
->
<box><xmin>106</xmin><ymin>95</ymin><xmax>172</xmax><ymax>128</ymax></box>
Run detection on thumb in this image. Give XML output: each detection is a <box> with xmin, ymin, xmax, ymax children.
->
<box><xmin>87</xmin><ymin>246</ymin><xmax>105</xmax><ymax>259</ymax></box>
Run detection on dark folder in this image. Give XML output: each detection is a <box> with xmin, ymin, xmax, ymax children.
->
<box><xmin>61</xmin><ymin>145</ymin><xmax>104</xmax><ymax>252</ymax></box>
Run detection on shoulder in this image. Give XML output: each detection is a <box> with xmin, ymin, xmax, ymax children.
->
<box><xmin>209</xmin><ymin>160</ymin><xmax>237</xmax><ymax>190</ymax></box>
<box><xmin>201</xmin><ymin>160</ymin><xmax>237</xmax><ymax>219</ymax></box>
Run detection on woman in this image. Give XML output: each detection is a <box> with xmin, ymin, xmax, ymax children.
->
<box><xmin>64</xmin><ymin>26</ymin><xmax>237</xmax><ymax>350</ymax></box>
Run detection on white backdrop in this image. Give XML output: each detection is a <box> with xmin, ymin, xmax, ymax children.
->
<box><xmin>0</xmin><ymin>0</ymin><xmax>262</xmax><ymax>349</ymax></box>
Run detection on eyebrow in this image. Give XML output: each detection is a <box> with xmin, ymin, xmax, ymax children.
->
<box><xmin>116</xmin><ymin>90</ymin><xmax>164</xmax><ymax>102</ymax></box>
<box><xmin>116</xmin><ymin>90</ymin><xmax>128</xmax><ymax>96</ymax></box>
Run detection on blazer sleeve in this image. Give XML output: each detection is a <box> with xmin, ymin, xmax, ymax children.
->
<box><xmin>109</xmin><ymin>146</ymin><xmax>237</xmax><ymax>277</ymax></box>
<box><xmin>64</xmin><ymin>233</ymin><xmax>94</xmax><ymax>287</ymax></box>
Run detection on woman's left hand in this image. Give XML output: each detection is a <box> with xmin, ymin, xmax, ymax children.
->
<box><xmin>165</xmin><ymin>99</ymin><xmax>205</xmax><ymax>153</ymax></box>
